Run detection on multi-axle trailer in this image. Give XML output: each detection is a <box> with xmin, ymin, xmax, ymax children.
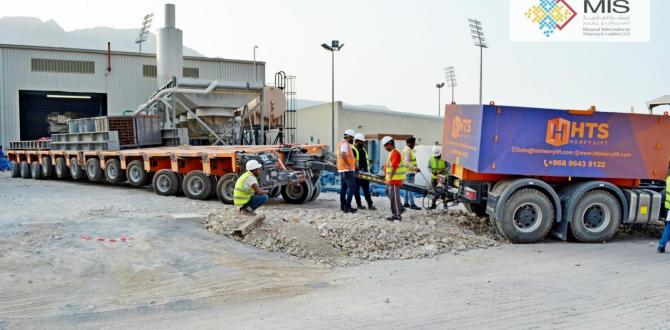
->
<box><xmin>7</xmin><ymin>144</ymin><xmax>331</xmax><ymax>205</ymax></box>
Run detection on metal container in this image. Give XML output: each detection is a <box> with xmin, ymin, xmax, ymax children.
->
<box><xmin>68</xmin><ymin>120</ymin><xmax>79</xmax><ymax>133</ymax></box>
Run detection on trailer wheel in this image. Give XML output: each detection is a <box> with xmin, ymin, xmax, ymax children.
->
<box><xmin>183</xmin><ymin>171</ymin><xmax>212</xmax><ymax>200</ymax></box>
<box><xmin>216</xmin><ymin>173</ymin><xmax>238</xmax><ymax>204</ymax></box>
<box><xmin>41</xmin><ymin>156</ymin><xmax>53</xmax><ymax>178</ymax></box>
<box><xmin>281</xmin><ymin>181</ymin><xmax>312</xmax><ymax>204</ymax></box>
<box><xmin>465</xmin><ymin>203</ymin><xmax>488</xmax><ymax>217</ymax></box>
<box><xmin>126</xmin><ymin>160</ymin><xmax>148</xmax><ymax>187</ymax></box>
<box><xmin>104</xmin><ymin>159</ymin><xmax>126</xmax><ymax>184</ymax></box>
<box><xmin>20</xmin><ymin>161</ymin><xmax>31</xmax><ymax>179</ymax></box>
<box><xmin>309</xmin><ymin>181</ymin><xmax>322</xmax><ymax>202</ymax></box>
<box><xmin>152</xmin><ymin>169</ymin><xmax>180</xmax><ymax>196</ymax></box>
<box><xmin>55</xmin><ymin>158</ymin><xmax>69</xmax><ymax>179</ymax></box>
<box><xmin>30</xmin><ymin>161</ymin><xmax>43</xmax><ymax>180</ymax></box>
<box><xmin>85</xmin><ymin>158</ymin><xmax>104</xmax><ymax>182</ymax></box>
<box><xmin>498</xmin><ymin>189</ymin><xmax>554</xmax><ymax>243</ymax></box>
<box><xmin>10</xmin><ymin>161</ymin><xmax>20</xmax><ymax>178</ymax></box>
<box><xmin>569</xmin><ymin>190</ymin><xmax>621</xmax><ymax>243</ymax></box>
<box><xmin>69</xmin><ymin>157</ymin><xmax>84</xmax><ymax>180</ymax></box>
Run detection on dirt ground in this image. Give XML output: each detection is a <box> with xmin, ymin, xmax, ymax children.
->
<box><xmin>1</xmin><ymin>173</ymin><xmax>670</xmax><ymax>329</ymax></box>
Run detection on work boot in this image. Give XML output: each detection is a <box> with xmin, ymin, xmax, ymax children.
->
<box><xmin>658</xmin><ymin>246</ymin><xmax>666</xmax><ymax>253</ymax></box>
<box><xmin>386</xmin><ymin>216</ymin><xmax>401</xmax><ymax>222</ymax></box>
<box><xmin>357</xmin><ymin>205</ymin><xmax>367</xmax><ymax>210</ymax></box>
<box><xmin>348</xmin><ymin>207</ymin><xmax>358</xmax><ymax>214</ymax></box>
<box><xmin>368</xmin><ymin>205</ymin><xmax>377</xmax><ymax>211</ymax></box>
<box><xmin>240</xmin><ymin>207</ymin><xmax>256</xmax><ymax>216</ymax></box>
<box><xmin>403</xmin><ymin>203</ymin><xmax>410</xmax><ymax>208</ymax></box>
<box><xmin>410</xmin><ymin>205</ymin><xmax>421</xmax><ymax>210</ymax></box>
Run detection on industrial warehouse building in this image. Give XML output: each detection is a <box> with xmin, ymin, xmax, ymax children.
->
<box><xmin>0</xmin><ymin>43</ymin><xmax>265</xmax><ymax>147</ymax></box>
<box><xmin>296</xmin><ymin>102</ymin><xmax>444</xmax><ymax>152</ymax></box>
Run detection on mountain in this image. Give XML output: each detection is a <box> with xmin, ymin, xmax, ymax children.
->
<box><xmin>0</xmin><ymin>16</ymin><xmax>202</xmax><ymax>55</ymax></box>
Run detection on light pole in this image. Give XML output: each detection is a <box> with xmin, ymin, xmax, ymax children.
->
<box><xmin>444</xmin><ymin>66</ymin><xmax>457</xmax><ymax>104</ymax></box>
<box><xmin>436</xmin><ymin>83</ymin><xmax>445</xmax><ymax>117</ymax></box>
<box><xmin>135</xmin><ymin>13</ymin><xmax>154</xmax><ymax>53</ymax></box>
<box><xmin>321</xmin><ymin>40</ymin><xmax>344</xmax><ymax>150</ymax></box>
<box><xmin>469</xmin><ymin>18</ymin><xmax>488</xmax><ymax>105</ymax></box>
<box><xmin>253</xmin><ymin>45</ymin><xmax>259</xmax><ymax>82</ymax></box>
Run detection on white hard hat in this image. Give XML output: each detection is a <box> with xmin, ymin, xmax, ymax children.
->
<box><xmin>344</xmin><ymin>129</ymin><xmax>356</xmax><ymax>137</ymax></box>
<box><xmin>354</xmin><ymin>133</ymin><xmax>366</xmax><ymax>141</ymax></box>
<box><xmin>432</xmin><ymin>146</ymin><xmax>442</xmax><ymax>157</ymax></box>
<box><xmin>381</xmin><ymin>136</ymin><xmax>394</xmax><ymax>146</ymax></box>
<box><xmin>246</xmin><ymin>160</ymin><xmax>262</xmax><ymax>171</ymax></box>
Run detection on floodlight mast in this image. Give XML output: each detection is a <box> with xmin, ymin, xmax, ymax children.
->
<box><xmin>444</xmin><ymin>66</ymin><xmax>457</xmax><ymax>104</ymax></box>
<box><xmin>135</xmin><ymin>13</ymin><xmax>154</xmax><ymax>53</ymax></box>
<box><xmin>468</xmin><ymin>18</ymin><xmax>487</xmax><ymax>105</ymax></box>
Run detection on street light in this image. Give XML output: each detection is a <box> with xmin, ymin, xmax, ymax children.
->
<box><xmin>444</xmin><ymin>66</ymin><xmax>457</xmax><ymax>104</ymax></box>
<box><xmin>321</xmin><ymin>40</ymin><xmax>344</xmax><ymax>150</ymax></box>
<box><xmin>253</xmin><ymin>45</ymin><xmax>259</xmax><ymax>82</ymax></box>
<box><xmin>135</xmin><ymin>13</ymin><xmax>154</xmax><ymax>53</ymax></box>
<box><xmin>436</xmin><ymin>83</ymin><xmax>445</xmax><ymax>117</ymax></box>
<box><xmin>469</xmin><ymin>18</ymin><xmax>488</xmax><ymax>105</ymax></box>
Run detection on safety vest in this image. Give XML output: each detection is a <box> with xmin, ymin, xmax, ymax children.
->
<box><xmin>337</xmin><ymin>139</ymin><xmax>356</xmax><ymax>172</ymax></box>
<box><xmin>352</xmin><ymin>146</ymin><xmax>370</xmax><ymax>169</ymax></box>
<box><xmin>234</xmin><ymin>171</ymin><xmax>255</xmax><ymax>206</ymax></box>
<box><xmin>403</xmin><ymin>146</ymin><xmax>417</xmax><ymax>173</ymax></box>
<box><xmin>665</xmin><ymin>176</ymin><xmax>670</xmax><ymax>210</ymax></box>
<box><xmin>429</xmin><ymin>156</ymin><xmax>447</xmax><ymax>179</ymax></box>
<box><xmin>385</xmin><ymin>149</ymin><xmax>407</xmax><ymax>182</ymax></box>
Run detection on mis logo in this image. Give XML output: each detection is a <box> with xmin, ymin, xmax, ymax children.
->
<box><xmin>525</xmin><ymin>0</ymin><xmax>578</xmax><ymax>37</ymax></box>
<box><xmin>546</xmin><ymin>117</ymin><xmax>610</xmax><ymax>147</ymax></box>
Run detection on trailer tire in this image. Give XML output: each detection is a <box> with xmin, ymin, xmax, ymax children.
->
<box><xmin>69</xmin><ymin>157</ymin><xmax>84</xmax><ymax>180</ymax></box>
<box><xmin>10</xmin><ymin>161</ymin><xmax>20</xmax><ymax>178</ymax></box>
<box><xmin>104</xmin><ymin>159</ymin><xmax>125</xmax><ymax>183</ymax></box>
<box><xmin>309</xmin><ymin>181</ymin><xmax>322</xmax><ymax>202</ymax></box>
<box><xmin>41</xmin><ymin>156</ymin><xmax>53</xmax><ymax>178</ymax></box>
<box><xmin>20</xmin><ymin>161</ymin><xmax>31</xmax><ymax>179</ymax></box>
<box><xmin>85</xmin><ymin>158</ymin><xmax>104</xmax><ymax>182</ymax></box>
<box><xmin>281</xmin><ymin>181</ymin><xmax>311</xmax><ymax>204</ymax></box>
<box><xmin>569</xmin><ymin>190</ymin><xmax>621</xmax><ymax>243</ymax></box>
<box><xmin>152</xmin><ymin>169</ymin><xmax>180</xmax><ymax>196</ymax></box>
<box><xmin>216</xmin><ymin>173</ymin><xmax>238</xmax><ymax>204</ymax></box>
<box><xmin>465</xmin><ymin>203</ymin><xmax>488</xmax><ymax>217</ymax></box>
<box><xmin>126</xmin><ymin>160</ymin><xmax>148</xmax><ymax>187</ymax></box>
<box><xmin>30</xmin><ymin>161</ymin><xmax>42</xmax><ymax>180</ymax></box>
<box><xmin>183</xmin><ymin>171</ymin><xmax>212</xmax><ymax>200</ymax></box>
<box><xmin>498</xmin><ymin>189</ymin><xmax>554</xmax><ymax>243</ymax></box>
<box><xmin>55</xmin><ymin>158</ymin><xmax>69</xmax><ymax>179</ymax></box>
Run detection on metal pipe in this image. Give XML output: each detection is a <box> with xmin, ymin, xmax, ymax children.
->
<box><xmin>134</xmin><ymin>80</ymin><xmax>219</xmax><ymax>114</ymax></box>
<box><xmin>260</xmin><ymin>90</ymin><xmax>265</xmax><ymax>145</ymax></box>
<box><xmin>331</xmin><ymin>49</ymin><xmax>335</xmax><ymax>151</ymax></box>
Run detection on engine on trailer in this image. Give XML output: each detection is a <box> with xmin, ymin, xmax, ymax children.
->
<box><xmin>237</xmin><ymin>152</ymin><xmax>305</xmax><ymax>190</ymax></box>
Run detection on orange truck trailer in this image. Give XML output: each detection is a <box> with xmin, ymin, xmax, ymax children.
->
<box><xmin>6</xmin><ymin>144</ymin><xmax>331</xmax><ymax>205</ymax></box>
<box><xmin>440</xmin><ymin>103</ymin><xmax>670</xmax><ymax>243</ymax></box>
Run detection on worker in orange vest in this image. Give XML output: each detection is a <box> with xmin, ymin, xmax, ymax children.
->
<box><xmin>382</xmin><ymin>136</ymin><xmax>408</xmax><ymax>221</ymax></box>
<box><xmin>338</xmin><ymin>129</ymin><xmax>358</xmax><ymax>213</ymax></box>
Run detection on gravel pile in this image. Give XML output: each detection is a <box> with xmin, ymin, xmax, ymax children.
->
<box><xmin>205</xmin><ymin>197</ymin><xmax>502</xmax><ymax>266</ymax></box>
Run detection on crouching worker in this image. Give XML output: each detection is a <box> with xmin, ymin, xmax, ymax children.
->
<box><xmin>234</xmin><ymin>160</ymin><xmax>269</xmax><ymax>216</ymax></box>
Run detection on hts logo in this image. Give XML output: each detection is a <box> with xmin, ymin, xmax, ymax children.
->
<box><xmin>545</xmin><ymin>117</ymin><xmax>609</xmax><ymax>147</ymax></box>
<box><xmin>451</xmin><ymin>116</ymin><xmax>472</xmax><ymax>139</ymax></box>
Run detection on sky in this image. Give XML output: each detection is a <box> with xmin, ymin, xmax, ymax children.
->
<box><xmin>0</xmin><ymin>0</ymin><xmax>668</xmax><ymax>115</ymax></box>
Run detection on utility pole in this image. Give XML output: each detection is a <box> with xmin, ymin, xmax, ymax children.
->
<box><xmin>436</xmin><ymin>83</ymin><xmax>445</xmax><ymax>117</ymax></box>
<box><xmin>469</xmin><ymin>19</ymin><xmax>488</xmax><ymax>105</ymax></box>
<box><xmin>321</xmin><ymin>40</ymin><xmax>344</xmax><ymax>151</ymax></box>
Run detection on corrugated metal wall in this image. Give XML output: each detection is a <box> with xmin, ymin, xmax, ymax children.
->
<box><xmin>0</xmin><ymin>46</ymin><xmax>265</xmax><ymax>146</ymax></box>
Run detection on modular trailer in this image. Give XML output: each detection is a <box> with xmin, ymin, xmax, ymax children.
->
<box><xmin>7</xmin><ymin>144</ymin><xmax>330</xmax><ymax>205</ymax></box>
<box><xmin>442</xmin><ymin>104</ymin><xmax>670</xmax><ymax>243</ymax></box>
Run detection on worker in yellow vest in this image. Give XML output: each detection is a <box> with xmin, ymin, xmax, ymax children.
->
<box><xmin>429</xmin><ymin>146</ymin><xmax>449</xmax><ymax>209</ymax></box>
<box><xmin>657</xmin><ymin>172</ymin><xmax>670</xmax><ymax>253</ymax></box>
<box><xmin>338</xmin><ymin>129</ymin><xmax>358</xmax><ymax>213</ymax></box>
<box><xmin>353</xmin><ymin>133</ymin><xmax>376</xmax><ymax>210</ymax></box>
<box><xmin>234</xmin><ymin>160</ymin><xmax>269</xmax><ymax>216</ymax></box>
<box><xmin>382</xmin><ymin>136</ymin><xmax>407</xmax><ymax>221</ymax></box>
<box><xmin>402</xmin><ymin>136</ymin><xmax>421</xmax><ymax>210</ymax></box>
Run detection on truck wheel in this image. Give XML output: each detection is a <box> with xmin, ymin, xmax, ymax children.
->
<box><xmin>569</xmin><ymin>190</ymin><xmax>622</xmax><ymax>243</ymax></box>
<box><xmin>152</xmin><ymin>169</ymin><xmax>180</xmax><ymax>196</ymax></box>
<box><xmin>309</xmin><ymin>181</ymin><xmax>322</xmax><ymax>202</ymax></box>
<box><xmin>41</xmin><ymin>156</ymin><xmax>53</xmax><ymax>178</ymax></box>
<box><xmin>498</xmin><ymin>189</ymin><xmax>554</xmax><ymax>243</ymax></box>
<box><xmin>10</xmin><ymin>161</ymin><xmax>20</xmax><ymax>178</ymax></box>
<box><xmin>69</xmin><ymin>157</ymin><xmax>84</xmax><ymax>180</ymax></box>
<box><xmin>216</xmin><ymin>173</ymin><xmax>238</xmax><ymax>204</ymax></box>
<box><xmin>183</xmin><ymin>171</ymin><xmax>212</xmax><ymax>200</ymax></box>
<box><xmin>104</xmin><ymin>159</ymin><xmax>126</xmax><ymax>184</ymax></box>
<box><xmin>126</xmin><ymin>160</ymin><xmax>147</xmax><ymax>187</ymax></box>
<box><xmin>30</xmin><ymin>161</ymin><xmax>43</xmax><ymax>180</ymax></box>
<box><xmin>281</xmin><ymin>181</ymin><xmax>312</xmax><ymax>204</ymax></box>
<box><xmin>85</xmin><ymin>158</ymin><xmax>103</xmax><ymax>182</ymax></box>
<box><xmin>465</xmin><ymin>203</ymin><xmax>488</xmax><ymax>217</ymax></box>
<box><xmin>20</xmin><ymin>161</ymin><xmax>31</xmax><ymax>179</ymax></box>
<box><xmin>55</xmin><ymin>158</ymin><xmax>69</xmax><ymax>179</ymax></box>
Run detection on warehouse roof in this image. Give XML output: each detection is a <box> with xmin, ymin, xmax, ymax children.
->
<box><xmin>0</xmin><ymin>43</ymin><xmax>265</xmax><ymax>65</ymax></box>
<box><xmin>647</xmin><ymin>95</ymin><xmax>670</xmax><ymax>111</ymax></box>
<box><xmin>299</xmin><ymin>102</ymin><xmax>441</xmax><ymax>120</ymax></box>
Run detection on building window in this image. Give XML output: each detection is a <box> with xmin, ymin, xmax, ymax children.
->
<box><xmin>142</xmin><ymin>65</ymin><xmax>199</xmax><ymax>78</ymax></box>
<box><xmin>31</xmin><ymin>58</ymin><xmax>95</xmax><ymax>74</ymax></box>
